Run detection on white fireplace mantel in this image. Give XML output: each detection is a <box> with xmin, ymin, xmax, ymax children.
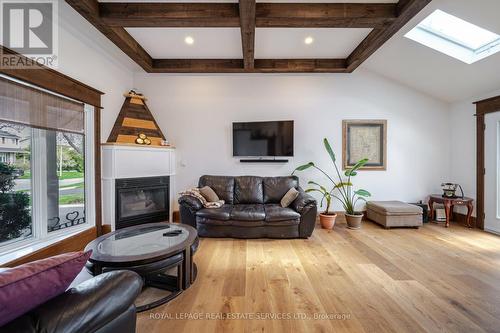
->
<box><xmin>101</xmin><ymin>144</ymin><xmax>176</xmax><ymax>230</ymax></box>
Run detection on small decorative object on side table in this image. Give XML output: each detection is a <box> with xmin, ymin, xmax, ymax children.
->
<box><xmin>428</xmin><ymin>195</ymin><xmax>474</xmax><ymax>228</ymax></box>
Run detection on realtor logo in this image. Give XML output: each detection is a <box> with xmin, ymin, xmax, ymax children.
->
<box><xmin>0</xmin><ymin>0</ymin><xmax>58</xmax><ymax>68</ymax></box>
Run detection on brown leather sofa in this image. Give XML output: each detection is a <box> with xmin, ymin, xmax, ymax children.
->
<box><xmin>179</xmin><ymin>175</ymin><xmax>317</xmax><ymax>238</ymax></box>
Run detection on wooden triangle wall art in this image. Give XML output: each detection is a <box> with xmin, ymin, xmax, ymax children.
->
<box><xmin>107</xmin><ymin>90</ymin><xmax>166</xmax><ymax>146</ymax></box>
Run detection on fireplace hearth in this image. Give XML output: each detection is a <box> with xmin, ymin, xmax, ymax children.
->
<box><xmin>115</xmin><ymin>176</ymin><xmax>169</xmax><ymax>229</ymax></box>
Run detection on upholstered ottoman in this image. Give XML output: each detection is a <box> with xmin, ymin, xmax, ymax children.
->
<box><xmin>366</xmin><ymin>201</ymin><xmax>423</xmax><ymax>228</ymax></box>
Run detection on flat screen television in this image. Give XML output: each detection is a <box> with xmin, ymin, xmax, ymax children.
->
<box><xmin>232</xmin><ymin>120</ymin><xmax>294</xmax><ymax>157</ymax></box>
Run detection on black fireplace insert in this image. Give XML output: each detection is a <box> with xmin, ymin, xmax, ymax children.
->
<box><xmin>115</xmin><ymin>176</ymin><xmax>169</xmax><ymax>229</ymax></box>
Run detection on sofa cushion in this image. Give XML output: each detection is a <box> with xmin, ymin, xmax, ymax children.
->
<box><xmin>199</xmin><ymin>175</ymin><xmax>235</xmax><ymax>204</ymax></box>
<box><xmin>230</xmin><ymin>204</ymin><xmax>265</xmax><ymax>221</ymax></box>
<box><xmin>263</xmin><ymin>176</ymin><xmax>299</xmax><ymax>203</ymax></box>
<box><xmin>199</xmin><ymin>186</ymin><xmax>219</xmax><ymax>202</ymax></box>
<box><xmin>232</xmin><ymin>220</ymin><xmax>265</xmax><ymax>227</ymax></box>
<box><xmin>196</xmin><ymin>217</ymin><xmax>232</xmax><ymax>226</ymax></box>
<box><xmin>234</xmin><ymin>176</ymin><xmax>264</xmax><ymax>204</ymax></box>
<box><xmin>0</xmin><ymin>251</ymin><xmax>91</xmax><ymax>326</ymax></box>
<box><xmin>196</xmin><ymin>205</ymin><xmax>232</xmax><ymax>221</ymax></box>
<box><xmin>266</xmin><ymin>219</ymin><xmax>301</xmax><ymax>226</ymax></box>
<box><xmin>265</xmin><ymin>204</ymin><xmax>301</xmax><ymax>222</ymax></box>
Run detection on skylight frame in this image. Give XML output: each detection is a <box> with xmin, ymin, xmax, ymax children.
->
<box><xmin>405</xmin><ymin>9</ymin><xmax>500</xmax><ymax>64</ymax></box>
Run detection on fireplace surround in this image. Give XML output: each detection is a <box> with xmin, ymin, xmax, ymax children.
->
<box><xmin>102</xmin><ymin>144</ymin><xmax>175</xmax><ymax>230</ymax></box>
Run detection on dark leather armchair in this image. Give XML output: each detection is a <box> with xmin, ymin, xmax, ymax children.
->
<box><xmin>0</xmin><ymin>270</ymin><xmax>143</xmax><ymax>333</ymax></box>
<box><xmin>179</xmin><ymin>175</ymin><xmax>317</xmax><ymax>239</ymax></box>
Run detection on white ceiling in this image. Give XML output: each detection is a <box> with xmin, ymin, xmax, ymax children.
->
<box><xmin>363</xmin><ymin>0</ymin><xmax>500</xmax><ymax>103</ymax></box>
<box><xmin>127</xmin><ymin>27</ymin><xmax>371</xmax><ymax>60</ymax></box>
<box><xmin>255</xmin><ymin>28</ymin><xmax>372</xmax><ymax>59</ymax></box>
<box><xmin>126</xmin><ymin>28</ymin><xmax>243</xmax><ymax>59</ymax></box>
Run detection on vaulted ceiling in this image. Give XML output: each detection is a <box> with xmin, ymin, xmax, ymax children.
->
<box><xmin>65</xmin><ymin>0</ymin><xmax>432</xmax><ymax>73</ymax></box>
<box><xmin>363</xmin><ymin>0</ymin><xmax>500</xmax><ymax>102</ymax></box>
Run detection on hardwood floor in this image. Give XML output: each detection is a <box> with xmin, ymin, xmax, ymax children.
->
<box><xmin>137</xmin><ymin>218</ymin><xmax>500</xmax><ymax>333</ymax></box>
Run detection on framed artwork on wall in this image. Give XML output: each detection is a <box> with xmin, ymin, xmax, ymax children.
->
<box><xmin>342</xmin><ymin>120</ymin><xmax>387</xmax><ymax>170</ymax></box>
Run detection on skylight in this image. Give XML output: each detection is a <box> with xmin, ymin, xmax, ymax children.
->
<box><xmin>405</xmin><ymin>10</ymin><xmax>500</xmax><ymax>64</ymax></box>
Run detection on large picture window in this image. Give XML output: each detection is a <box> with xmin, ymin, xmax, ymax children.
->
<box><xmin>0</xmin><ymin>76</ymin><xmax>95</xmax><ymax>251</ymax></box>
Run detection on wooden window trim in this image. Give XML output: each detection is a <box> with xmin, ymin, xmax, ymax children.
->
<box><xmin>3</xmin><ymin>227</ymin><xmax>97</xmax><ymax>267</ymax></box>
<box><xmin>0</xmin><ymin>46</ymin><xmax>103</xmax><ymax>107</ymax></box>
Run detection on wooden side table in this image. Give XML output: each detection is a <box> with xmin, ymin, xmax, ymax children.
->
<box><xmin>428</xmin><ymin>195</ymin><xmax>474</xmax><ymax>228</ymax></box>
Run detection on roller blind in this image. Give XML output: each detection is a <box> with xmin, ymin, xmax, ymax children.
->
<box><xmin>0</xmin><ymin>76</ymin><xmax>85</xmax><ymax>134</ymax></box>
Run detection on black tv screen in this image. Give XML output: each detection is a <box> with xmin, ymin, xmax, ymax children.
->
<box><xmin>232</xmin><ymin>121</ymin><xmax>294</xmax><ymax>157</ymax></box>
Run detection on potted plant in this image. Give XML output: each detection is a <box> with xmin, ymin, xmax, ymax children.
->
<box><xmin>293</xmin><ymin>138</ymin><xmax>371</xmax><ymax>230</ymax></box>
<box><xmin>306</xmin><ymin>181</ymin><xmax>337</xmax><ymax>229</ymax></box>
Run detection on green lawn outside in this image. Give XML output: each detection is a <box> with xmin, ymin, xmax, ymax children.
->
<box><xmin>59</xmin><ymin>194</ymin><xmax>84</xmax><ymax>205</ymax></box>
<box><xmin>60</xmin><ymin>182</ymin><xmax>85</xmax><ymax>189</ymax></box>
<box><xmin>17</xmin><ymin>192</ymin><xmax>84</xmax><ymax>205</ymax></box>
<box><xmin>16</xmin><ymin>182</ymin><xmax>84</xmax><ymax>191</ymax></box>
<box><xmin>19</xmin><ymin>172</ymin><xmax>30</xmax><ymax>179</ymax></box>
<box><xmin>20</xmin><ymin>171</ymin><xmax>84</xmax><ymax>180</ymax></box>
<box><xmin>17</xmin><ymin>193</ymin><xmax>84</xmax><ymax>205</ymax></box>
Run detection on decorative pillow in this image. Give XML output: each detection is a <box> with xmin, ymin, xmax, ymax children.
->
<box><xmin>0</xmin><ymin>250</ymin><xmax>91</xmax><ymax>326</ymax></box>
<box><xmin>281</xmin><ymin>187</ymin><xmax>299</xmax><ymax>208</ymax></box>
<box><xmin>179</xmin><ymin>188</ymin><xmax>225</xmax><ymax>208</ymax></box>
<box><xmin>199</xmin><ymin>186</ymin><xmax>219</xmax><ymax>202</ymax></box>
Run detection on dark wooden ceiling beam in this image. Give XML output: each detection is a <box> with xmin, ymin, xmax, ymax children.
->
<box><xmin>239</xmin><ymin>0</ymin><xmax>256</xmax><ymax>70</ymax></box>
<box><xmin>346</xmin><ymin>0</ymin><xmax>432</xmax><ymax>72</ymax></box>
<box><xmin>98</xmin><ymin>2</ymin><xmax>397</xmax><ymax>28</ymax></box>
<box><xmin>99</xmin><ymin>3</ymin><xmax>240</xmax><ymax>27</ymax></box>
<box><xmin>255</xmin><ymin>59</ymin><xmax>348</xmax><ymax>73</ymax></box>
<box><xmin>65</xmin><ymin>0</ymin><xmax>153</xmax><ymax>71</ymax></box>
<box><xmin>256</xmin><ymin>3</ymin><xmax>397</xmax><ymax>28</ymax></box>
<box><xmin>152</xmin><ymin>59</ymin><xmax>244</xmax><ymax>73</ymax></box>
<box><xmin>151</xmin><ymin>59</ymin><xmax>347</xmax><ymax>73</ymax></box>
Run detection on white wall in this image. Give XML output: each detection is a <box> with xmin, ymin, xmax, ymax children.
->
<box><xmin>57</xmin><ymin>2</ymin><xmax>137</xmax><ymax>141</ymax></box>
<box><xmin>134</xmin><ymin>70</ymin><xmax>451</xmax><ymax>211</ymax></box>
<box><xmin>449</xmin><ymin>99</ymin><xmax>477</xmax><ymax>215</ymax></box>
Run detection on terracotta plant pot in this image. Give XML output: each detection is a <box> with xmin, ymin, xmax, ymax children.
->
<box><xmin>319</xmin><ymin>213</ymin><xmax>337</xmax><ymax>229</ymax></box>
<box><xmin>345</xmin><ymin>213</ymin><xmax>363</xmax><ymax>230</ymax></box>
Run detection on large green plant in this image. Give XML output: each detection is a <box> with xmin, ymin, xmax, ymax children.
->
<box><xmin>0</xmin><ymin>162</ymin><xmax>31</xmax><ymax>242</ymax></box>
<box><xmin>293</xmin><ymin>138</ymin><xmax>371</xmax><ymax>215</ymax></box>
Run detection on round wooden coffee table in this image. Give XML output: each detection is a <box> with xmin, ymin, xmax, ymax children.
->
<box><xmin>85</xmin><ymin>223</ymin><xmax>199</xmax><ymax>312</ymax></box>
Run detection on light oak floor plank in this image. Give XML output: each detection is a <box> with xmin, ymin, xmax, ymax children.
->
<box><xmin>137</xmin><ymin>218</ymin><xmax>500</xmax><ymax>333</ymax></box>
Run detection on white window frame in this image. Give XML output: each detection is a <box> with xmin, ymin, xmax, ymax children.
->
<box><xmin>0</xmin><ymin>105</ymin><xmax>95</xmax><ymax>260</ymax></box>
<box><xmin>405</xmin><ymin>9</ymin><xmax>500</xmax><ymax>64</ymax></box>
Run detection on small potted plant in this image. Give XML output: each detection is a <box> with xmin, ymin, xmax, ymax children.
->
<box><xmin>293</xmin><ymin>138</ymin><xmax>371</xmax><ymax>230</ymax></box>
<box><xmin>305</xmin><ymin>181</ymin><xmax>337</xmax><ymax>229</ymax></box>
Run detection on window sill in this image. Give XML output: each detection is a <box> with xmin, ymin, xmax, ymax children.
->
<box><xmin>0</xmin><ymin>224</ymin><xmax>95</xmax><ymax>267</ymax></box>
